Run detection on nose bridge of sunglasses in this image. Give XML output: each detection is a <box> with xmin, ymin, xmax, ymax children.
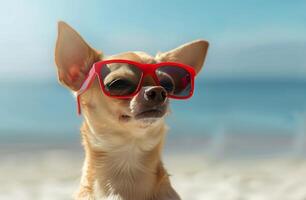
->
<box><xmin>138</xmin><ymin>65</ymin><xmax>157</xmax><ymax>86</ymax></box>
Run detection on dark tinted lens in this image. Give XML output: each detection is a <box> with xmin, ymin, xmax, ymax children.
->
<box><xmin>156</xmin><ymin>66</ymin><xmax>192</xmax><ymax>97</ymax></box>
<box><xmin>100</xmin><ymin>63</ymin><xmax>142</xmax><ymax>96</ymax></box>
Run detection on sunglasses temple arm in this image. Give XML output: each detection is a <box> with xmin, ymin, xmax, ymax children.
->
<box><xmin>75</xmin><ymin>64</ymin><xmax>97</xmax><ymax>116</ymax></box>
<box><xmin>77</xmin><ymin>95</ymin><xmax>82</xmax><ymax>115</ymax></box>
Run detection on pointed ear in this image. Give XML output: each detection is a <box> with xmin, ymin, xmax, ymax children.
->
<box><xmin>156</xmin><ymin>40</ymin><xmax>209</xmax><ymax>74</ymax></box>
<box><xmin>55</xmin><ymin>21</ymin><xmax>101</xmax><ymax>91</ymax></box>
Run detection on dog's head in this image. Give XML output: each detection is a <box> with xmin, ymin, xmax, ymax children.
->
<box><xmin>55</xmin><ymin>22</ymin><xmax>208</xmax><ymax>132</ymax></box>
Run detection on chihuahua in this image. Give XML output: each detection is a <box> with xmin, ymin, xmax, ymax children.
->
<box><xmin>54</xmin><ymin>21</ymin><xmax>208</xmax><ymax>200</ymax></box>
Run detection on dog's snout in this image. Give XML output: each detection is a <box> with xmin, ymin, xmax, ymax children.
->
<box><xmin>144</xmin><ymin>86</ymin><xmax>167</xmax><ymax>104</ymax></box>
<box><xmin>131</xmin><ymin>86</ymin><xmax>168</xmax><ymax>119</ymax></box>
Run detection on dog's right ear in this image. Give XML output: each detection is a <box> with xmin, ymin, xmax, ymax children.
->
<box><xmin>55</xmin><ymin>21</ymin><xmax>101</xmax><ymax>91</ymax></box>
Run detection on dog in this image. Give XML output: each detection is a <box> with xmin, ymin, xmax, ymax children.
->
<box><xmin>54</xmin><ymin>21</ymin><xmax>208</xmax><ymax>200</ymax></box>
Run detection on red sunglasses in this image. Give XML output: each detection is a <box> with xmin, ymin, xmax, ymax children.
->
<box><xmin>76</xmin><ymin>59</ymin><xmax>196</xmax><ymax>114</ymax></box>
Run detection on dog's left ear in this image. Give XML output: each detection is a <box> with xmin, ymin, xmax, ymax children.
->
<box><xmin>55</xmin><ymin>21</ymin><xmax>101</xmax><ymax>91</ymax></box>
<box><xmin>156</xmin><ymin>40</ymin><xmax>209</xmax><ymax>74</ymax></box>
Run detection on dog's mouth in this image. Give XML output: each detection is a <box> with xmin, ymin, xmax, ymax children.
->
<box><xmin>119</xmin><ymin>114</ymin><xmax>132</xmax><ymax>122</ymax></box>
<box><xmin>134</xmin><ymin>109</ymin><xmax>165</xmax><ymax>119</ymax></box>
<box><xmin>119</xmin><ymin>108</ymin><xmax>165</xmax><ymax>122</ymax></box>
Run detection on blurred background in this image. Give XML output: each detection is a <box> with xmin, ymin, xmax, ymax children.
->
<box><xmin>1</xmin><ymin>0</ymin><xmax>306</xmax><ymax>199</ymax></box>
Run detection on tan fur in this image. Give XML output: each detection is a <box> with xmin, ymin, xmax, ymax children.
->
<box><xmin>55</xmin><ymin>21</ymin><xmax>208</xmax><ymax>200</ymax></box>
<box><xmin>75</xmin><ymin>76</ymin><xmax>179</xmax><ymax>200</ymax></box>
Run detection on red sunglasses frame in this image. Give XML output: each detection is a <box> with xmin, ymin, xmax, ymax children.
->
<box><xmin>76</xmin><ymin>59</ymin><xmax>196</xmax><ymax>114</ymax></box>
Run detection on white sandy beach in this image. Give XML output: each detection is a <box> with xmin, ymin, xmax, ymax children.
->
<box><xmin>1</xmin><ymin>149</ymin><xmax>306</xmax><ymax>200</ymax></box>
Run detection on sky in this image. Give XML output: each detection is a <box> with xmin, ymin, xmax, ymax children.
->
<box><xmin>0</xmin><ymin>0</ymin><xmax>306</xmax><ymax>82</ymax></box>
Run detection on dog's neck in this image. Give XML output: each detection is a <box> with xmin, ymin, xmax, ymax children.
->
<box><xmin>78</xmin><ymin>120</ymin><xmax>178</xmax><ymax>200</ymax></box>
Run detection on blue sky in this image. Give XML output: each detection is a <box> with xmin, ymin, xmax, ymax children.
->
<box><xmin>0</xmin><ymin>0</ymin><xmax>306</xmax><ymax>81</ymax></box>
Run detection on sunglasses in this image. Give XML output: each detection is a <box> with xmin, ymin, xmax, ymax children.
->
<box><xmin>76</xmin><ymin>59</ymin><xmax>196</xmax><ymax>114</ymax></box>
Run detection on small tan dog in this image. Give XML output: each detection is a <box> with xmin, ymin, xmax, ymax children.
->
<box><xmin>55</xmin><ymin>21</ymin><xmax>208</xmax><ymax>200</ymax></box>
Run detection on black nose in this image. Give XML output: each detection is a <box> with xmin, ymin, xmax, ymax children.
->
<box><xmin>144</xmin><ymin>86</ymin><xmax>167</xmax><ymax>104</ymax></box>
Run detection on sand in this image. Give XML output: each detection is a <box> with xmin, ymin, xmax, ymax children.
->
<box><xmin>1</xmin><ymin>149</ymin><xmax>306</xmax><ymax>200</ymax></box>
